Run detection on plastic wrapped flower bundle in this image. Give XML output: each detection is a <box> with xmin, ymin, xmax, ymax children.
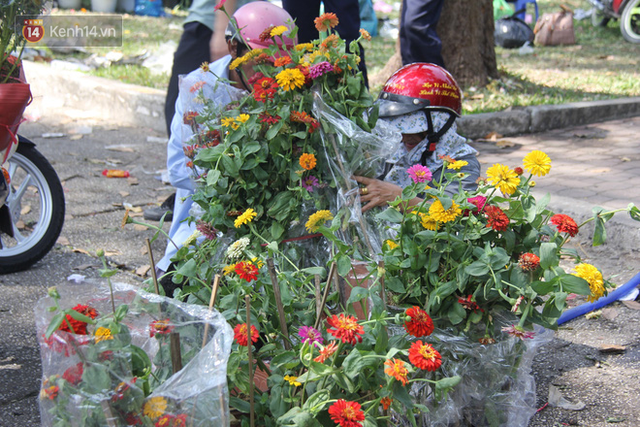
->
<box><xmin>35</xmin><ymin>278</ymin><xmax>232</xmax><ymax>427</ymax></box>
<box><xmin>374</xmin><ymin>150</ymin><xmax>640</xmax><ymax>425</ymax></box>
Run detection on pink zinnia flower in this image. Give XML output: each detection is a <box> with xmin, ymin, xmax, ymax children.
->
<box><xmin>196</xmin><ymin>220</ymin><xmax>217</xmax><ymax>240</ymax></box>
<box><xmin>214</xmin><ymin>0</ymin><xmax>227</xmax><ymax>11</ymax></box>
<box><xmin>465</xmin><ymin>195</ymin><xmax>487</xmax><ymax>216</ymax></box>
<box><xmin>407</xmin><ymin>164</ymin><xmax>432</xmax><ymax>183</ymax></box>
<box><xmin>298</xmin><ymin>326</ymin><xmax>323</xmax><ymax>347</ymax></box>
<box><xmin>301</xmin><ymin>175</ymin><xmax>319</xmax><ymax>191</ymax></box>
<box><xmin>308</xmin><ymin>61</ymin><xmax>334</xmax><ymax>79</ymax></box>
<box><xmin>501</xmin><ymin>324</ymin><xmax>535</xmax><ymax>340</ymax></box>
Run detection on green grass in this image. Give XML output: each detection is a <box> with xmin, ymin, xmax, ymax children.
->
<box><xmin>45</xmin><ymin>0</ymin><xmax>640</xmax><ymax>111</ymax></box>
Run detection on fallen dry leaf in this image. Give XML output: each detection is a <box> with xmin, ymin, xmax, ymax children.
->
<box><xmin>69</xmin><ymin>134</ymin><xmax>83</xmax><ymax>140</ymax></box>
<box><xmin>601</xmin><ymin>307</ymin><xmax>619</xmax><ymax>320</ymax></box>
<box><xmin>484</xmin><ymin>131</ymin><xmax>502</xmax><ymax>140</ymax></box>
<box><xmin>104</xmin><ymin>250</ymin><xmax>122</xmax><ymax>256</ymax></box>
<box><xmin>496</xmin><ymin>139</ymin><xmax>516</xmax><ymax>148</ymax></box>
<box><xmin>621</xmin><ymin>300</ymin><xmax>640</xmax><ymax>310</ymax></box>
<box><xmin>136</xmin><ymin>265</ymin><xmax>151</xmax><ymax>277</ymax></box>
<box><xmin>598</xmin><ymin>345</ymin><xmax>626</xmax><ymax>354</ymax></box>
<box><xmin>105</xmin><ymin>145</ymin><xmax>135</xmax><ymax>153</ymax></box>
<box><xmin>119</xmin><ymin>191</ymin><xmax>130</xmax><ymax>197</ymax></box>
<box><xmin>130</xmin><ymin>206</ymin><xmax>143</xmax><ymax>213</ymax></box>
<box><xmin>129</xmin><ymin>212</ymin><xmax>143</xmax><ymax>218</ymax></box>
<box><xmin>140</xmin><ymin>245</ymin><xmax>148</xmax><ymax>255</ymax></box>
<box><xmin>16</xmin><ymin>220</ymin><xmax>25</xmax><ymax>229</ymax></box>
<box><xmin>57</xmin><ymin>236</ymin><xmax>70</xmax><ymax>246</ymax></box>
<box><xmin>128</xmin><ymin>177</ymin><xmax>139</xmax><ymax>186</ymax></box>
<box><xmin>72</xmin><ymin>247</ymin><xmax>90</xmax><ymax>255</ymax></box>
<box><xmin>20</xmin><ymin>205</ymin><xmax>31</xmax><ymax>215</ymax></box>
<box><xmin>73</xmin><ymin>264</ymin><xmax>94</xmax><ymax>271</ymax></box>
<box><xmin>134</xmin><ymin>224</ymin><xmax>148</xmax><ymax>231</ymax></box>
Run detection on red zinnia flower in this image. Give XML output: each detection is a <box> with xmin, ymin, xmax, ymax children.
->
<box><xmin>41</xmin><ymin>385</ymin><xmax>59</xmax><ymax>400</ymax></box>
<box><xmin>458</xmin><ymin>295</ymin><xmax>483</xmax><ymax>312</ymax></box>
<box><xmin>408</xmin><ymin>340</ymin><xmax>442</xmax><ymax>371</ymax></box>
<box><xmin>518</xmin><ymin>253</ymin><xmax>540</xmax><ymax>271</ymax></box>
<box><xmin>248</xmin><ymin>72</ymin><xmax>265</xmax><ymax>85</ymax></box>
<box><xmin>484</xmin><ymin>205</ymin><xmax>510</xmax><ymax>231</ymax></box>
<box><xmin>314</xmin><ymin>341</ymin><xmax>339</xmax><ymax>363</ymax></box>
<box><xmin>58</xmin><ymin>304</ymin><xmax>98</xmax><ymax>335</ymax></box>
<box><xmin>328</xmin><ymin>399</ymin><xmax>365</xmax><ymax>427</ymax></box>
<box><xmin>403</xmin><ymin>306</ymin><xmax>434</xmax><ymax>337</ymax></box>
<box><xmin>62</xmin><ymin>362</ymin><xmax>84</xmax><ymax>385</ymax></box>
<box><xmin>259</xmin><ymin>25</ymin><xmax>276</xmax><ymax>42</ymax></box>
<box><xmin>326</xmin><ymin>314</ymin><xmax>364</xmax><ymax>345</ymax></box>
<box><xmin>233</xmin><ymin>323</ymin><xmax>259</xmax><ymax>347</ymax></box>
<box><xmin>259</xmin><ymin>112</ymin><xmax>281</xmax><ymax>125</ymax></box>
<box><xmin>234</xmin><ymin>261</ymin><xmax>259</xmax><ymax>282</ymax></box>
<box><xmin>550</xmin><ymin>214</ymin><xmax>579</xmax><ymax>237</ymax></box>
<box><xmin>150</xmin><ymin>319</ymin><xmax>174</xmax><ymax>337</ymax></box>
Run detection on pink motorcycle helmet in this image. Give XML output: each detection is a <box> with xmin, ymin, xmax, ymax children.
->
<box><xmin>226</xmin><ymin>2</ymin><xmax>297</xmax><ymax>52</ymax></box>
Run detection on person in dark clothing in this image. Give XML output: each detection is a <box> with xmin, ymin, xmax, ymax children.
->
<box><xmin>399</xmin><ymin>0</ymin><xmax>445</xmax><ymax>67</ymax></box>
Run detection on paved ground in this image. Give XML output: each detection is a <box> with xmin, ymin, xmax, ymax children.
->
<box><xmin>0</xmin><ymin>110</ymin><xmax>639</xmax><ymax>426</ymax></box>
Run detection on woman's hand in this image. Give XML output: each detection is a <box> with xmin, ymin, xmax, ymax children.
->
<box><xmin>353</xmin><ymin>175</ymin><xmax>403</xmax><ymax>213</ymax></box>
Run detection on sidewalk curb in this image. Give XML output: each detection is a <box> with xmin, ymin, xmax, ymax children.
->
<box><xmin>25</xmin><ymin>60</ymin><xmax>640</xmax><ymax>138</ymax></box>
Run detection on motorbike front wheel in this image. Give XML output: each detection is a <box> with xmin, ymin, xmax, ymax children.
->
<box><xmin>0</xmin><ymin>141</ymin><xmax>65</xmax><ymax>273</ymax></box>
<box><xmin>620</xmin><ymin>0</ymin><xmax>640</xmax><ymax>43</ymax></box>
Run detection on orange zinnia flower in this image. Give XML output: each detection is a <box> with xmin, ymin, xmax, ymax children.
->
<box><xmin>299</xmin><ymin>153</ymin><xmax>317</xmax><ymax>170</ymax></box>
<box><xmin>314</xmin><ymin>12</ymin><xmax>339</xmax><ymax>32</ymax></box>
<box><xmin>326</xmin><ymin>314</ymin><xmax>364</xmax><ymax>345</ymax></box>
<box><xmin>518</xmin><ymin>253</ymin><xmax>540</xmax><ymax>271</ymax></box>
<box><xmin>233</xmin><ymin>323</ymin><xmax>259</xmax><ymax>346</ymax></box>
<box><xmin>550</xmin><ymin>213</ymin><xmax>579</xmax><ymax>237</ymax></box>
<box><xmin>484</xmin><ymin>205</ymin><xmax>510</xmax><ymax>231</ymax></box>
<box><xmin>274</xmin><ymin>56</ymin><xmax>292</xmax><ymax>67</ymax></box>
<box><xmin>380</xmin><ymin>396</ymin><xmax>392</xmax><ymax>411</ymax></box>
<box><xmin>408</xmin><ymin>340</ymin><xmax>442</xmax><ymax>371</ymax></box>
<box><xmin>403</xmin><ymin>306</ymin><xmax>434</xmax><ymax>337</ymax></box>
<box><xmin>384</xmin><ymin>358</ymin><xmax>409</xmax><ymax>386</ymax></box>
<box><xmin>328</xmin><ymin>399</ymin><xmax>365</xmax><ymax>427</ymax></box>
<box><xmin>314</xmin><ymin>341</ymin><xmax>338</xmax><ymax>363</ymax></box>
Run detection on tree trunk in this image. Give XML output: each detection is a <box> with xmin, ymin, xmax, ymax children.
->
<box><xmin>438</xmin><ymin>0</ymin><xmax>498</xmax><ymax>88</ymax></box>
<box><xmin>371</xmin><ymin>0</ymin><xmax>498</xmax><ymax>90</ymax></box>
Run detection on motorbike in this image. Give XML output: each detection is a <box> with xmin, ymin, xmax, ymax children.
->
<box><xmin>0</xmin><ymin>133</ymin><xmax>65</xmax><ymax>274</ymax></box>
<box><xmin>586</xmin><ymin>0</ymin><xmax>640</xmax><ymax>43</ymax></box>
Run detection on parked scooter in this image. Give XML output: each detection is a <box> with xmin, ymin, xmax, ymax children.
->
<box><xmin>0</xmin><ymin>134</ymin><xmax>65</xmax><ymax>273</ymax></box>
<box><xmin>587</xmin><ymin>0</ymin><xmax>640</xmax><ymax>43</ymax></box>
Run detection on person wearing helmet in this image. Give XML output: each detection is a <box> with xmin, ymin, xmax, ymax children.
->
<box><xmin>157</xmin><ymin>2</ymin><xmax>297</xmax><ymax>294</ymax></box>
<box><xmin>354</xmin><ymin>63</ymin><xmax>480</xmax><ymax>213</ymax></box>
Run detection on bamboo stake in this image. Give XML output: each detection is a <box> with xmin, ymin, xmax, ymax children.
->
<box><xmin>100</xmin><ymin>400</ymin><xmax>118</xmax><ymax>427</ymax></box>
<box><xmin>315</xmin><ymin>274</ymin><xmax>321</xmax><ymax>320</ymax></box>
<box><xmin>170</xmin><ymin>332</ymin><xmax>183</xmax><ymax>373</ymax></box>
<box><xmin>201</xmin><ymin>274</ymin><xmax>221</xmax><ymax>348</ymax></box>
<box><xmin>314</xmin><ymin>262</ymin><xmax>337</xmax><ymax>331</ymax></box>
<box><xmin>378</xmin><ymin>260</ymin><xmax>387</xmax><ymax>310</ymax></box>
<box><xmin>266</xmin><ymin>258</ymin><xmax>291</xmax><ymax>350</ymax></box>
<box><xmin>245</xmin><ymin>295</ymin><xmax>255</xmax><ymax>427</ymax></box>
<box><xmin>146</xmin><ymin>238</ymin><xmax>160</xmax><ymax>295</ymax></box>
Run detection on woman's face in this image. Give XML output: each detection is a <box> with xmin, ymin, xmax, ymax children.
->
<box><xmin>402</xmin><ymin>132</ymin><xmax>427</xmax><ymax>152</ymax></box>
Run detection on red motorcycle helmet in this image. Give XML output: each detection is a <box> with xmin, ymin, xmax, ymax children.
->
<box><xmin>377</xmin><ymin>63</ymin><xmax>462</xmax><ymax>118</ymax></box>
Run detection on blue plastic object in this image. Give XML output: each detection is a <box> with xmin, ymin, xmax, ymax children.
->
<box><xmin>557</xmin><ymin>271</ymin><xmax>640</xmax><ymax>325</ymax></box>
<box><xmin>506</xmin><ymin>0</ymin><xmax>539</xmax><ymax>22</ymax></box>
<box><xmin>135</xmin><ymin>0</ymin><xmax>165</xmax><ymax>17</ymax></box>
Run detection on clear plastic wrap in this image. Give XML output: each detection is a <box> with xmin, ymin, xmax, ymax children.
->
<box><xmin>312</xmin><ymin>90</ymin><xmax>398</xmax><ymax>260</ymax></box>
<box><xmin>35</xmin><ymin>278</ymin><xmax>233</xmax><ymax>427</ymax></box>
<box><xmin>390</xmin><ymin>314</ymin><xmax>553</xmax><ymax>427</ymax></box>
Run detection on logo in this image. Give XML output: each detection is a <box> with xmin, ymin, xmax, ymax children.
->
<box><xmin>22</xmin><ymin>19</ymin><xmax>45</xmax><ymax>43</ymax></box>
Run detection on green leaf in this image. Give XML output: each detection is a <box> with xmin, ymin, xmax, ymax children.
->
<box><xmin>628</xmin><ymin>204</ymin><xmax>640</xmax><ymax>221</ymax></box>
<box><xmin>386</xmin><ymin>276</ymin><xmax>406</xmax><ymax>293</ymax></box>
<box><xmin>530</xmin><ymin>280</ymin><xmax>554</xmax><ymax>295</ymax></box>
<box><xmin>347</xmin><ymin>286</ymin><xmax>369</xmax><ymax>306</ymax></box>
<box><xmin>176</xmin><ymin>258</ymin><xmax>197</xmax><ymax>277</ymax></box>
<box><xmin>336</xmin><ymin>255</ymin><xmax>352</xmax><ymax>277</ymax></box>
<box><xmin>539</xmin><ymin>242</ymin><xmax>559</xmax><ymax>269</ymax></box>
<box><xmin>205</xmin><ymin>169</ymin><xmax>221</xmax><ymax>186</ymax></box>
<box><xmin>131</xmin><ymin>344</ymin><xmax>152</xmax><ymax>378</ymax></box>
<box><xmin>592</xmin><ymin>214</ymin><xmax>607</xmax><ymax>246</ymax></box>
<box><xmin>554</xmin><ymin>292</ymin><xmax>568</xmax><ymax>311</ymax></box>
<box><xmin>376</xmin><ymin>207</ymin><xmax>404</xmax><ymax>223</ymax></box>
<box><xmin>270</xmin><ymin>222</ymin><xmax>285</xmax><ymax>241</ymax></box>
<box><xmin>45</xmin><ymin>312</ymin><xmax>65</xmax><ymax>338</ymax></box>
<box><xmin>277</xmin><ymin>407</ymin><xmax>322</xmax><ymax>427</ymax></box>
<box><xmin>466</xmin><ymin>261</ymin><xmax>489</xmax><ymax>276</ymax></box>
<box><xmin>221</xmin><ymin>154</ymin><xmax>239</xmax><ymax>177</ymax></box>
<box><xmin>342</xmin><ymin>349</ymin><xmax>364</xmax><ymax>380</ymax></box>
<box><xmin>230</xmin><ymin>396</ymin><xmax>251</xmax><ymax>413</ymax></box>
<box><xmin>391</xmin><ymin>380</ymin><xmax>414</xmax><ymax>409</ymax></box>
<box><xmin>435</xmin><ymin>375</ymin><xmax>462</xmax><ymax>391</ymax></box>
<box><xmin>447</xmin><ymin>302</ymin><xmax>466</xmax><ymax>325</ymax></box>
<box><xmin>557</xmin><ymin>274</ymin><xmax>591</xmax><ymax>295</ymax></box>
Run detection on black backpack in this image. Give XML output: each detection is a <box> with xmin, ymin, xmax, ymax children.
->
<box><xmin>494</xmin><ymin>9</ymin><xmax>534</xmax><ymax>48</ymax></box>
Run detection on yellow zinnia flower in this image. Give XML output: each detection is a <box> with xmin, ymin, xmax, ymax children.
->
<box><xmin>223</xmin><ymin>263</ymin><xmax>237</xmax><ymax>275</ymax></box>
<box><xmin>305</xmin><ymin>210</ymin><xmax>333</xmax><ymax>232</ymax></box>
<box><xmin>573</xmin><ymin>263</ymin><xmax>605</xmax><ymax>302</ymax></box>
<box><xmin>384</xmin><ymin>239</ymin><xmax>398</xmax><ymax>250</ymax></box>
<box><xmin>295</xmin><ymin>42</ymin><xmax>314</xmax><ymax>52</ymax></box>
<box><xmin>229</xmin><ymin>55</ymin><xmax>248</xmax><ymax>70</ymax></box>
<box><xmin>275</xmin><ymin>68</ymin><xmax>306</xmax><ymax>91</ymax></box>
<box><xmin>221</xmin><ymin>117</ymin><xmax>235</xmax><ymax>128</ymax></box>
<box><xmin>486</xmin><ymin>163</ymin><xmax>521</xmax><ymax>195</ymax></box>
<box><xmin>284</xmin><ymin>375</ymin><xmax>301</xmax><ymax>386</ymax></box>
<box><xmin>94</xmin><ymin>327</ymin><xmax>114</xmax><ymax>343</ymax></box>
<box><xmin>419</xmin><ymin>212</ymin><xmax>441</xmax><ymax>231</ymax></box>
<box><xmin>523</xmin><ymin>150</ymin><xmax>551</xmax><ymax>177</ymax></box>
<box><xmin>234</xmin><ymin>208</ymin><xmax>257</xmax><ymax>228</ymax></box>
<box><xmin>447</xmin><ymin>160</ymin><xmax>468</xmax><ymax>170</ymax></box>
<box><xmin>143</xmin><ymin>396</ymin><xmax>167</xmax><ymax>419</ymax></box>
<box><xmin>236</xmin><ymin>113</ymin><xmax>250</xmax><ymax>124</ymax></box>
<box><xmin>270</xmin><ymin>25</ymin><xmax>288</xmax><ymax>37</ymax></box>
<box><xmin>428</xmin><ymin>199</ymin><xmax>461</xmax><ymax>223</ymax></box>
